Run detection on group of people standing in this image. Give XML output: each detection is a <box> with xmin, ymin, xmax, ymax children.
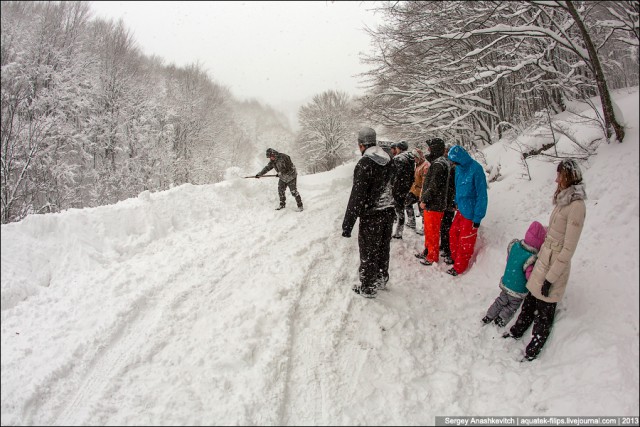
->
<box><xmin>341</xmin><ymin>127</ymin><xmax>488</xmax><ymax>299</ymax></box>
<box><xmin>341</xmin><ymin>127</ymin><xmax>587</xmax><ymax>361</ymax></box>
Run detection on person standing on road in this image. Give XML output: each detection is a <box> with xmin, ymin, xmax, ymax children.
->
<box><xmin>446</xmin><ymin>145</ymin><xmax>488</xmax><ymax>276</ymax></box>
<box><xmin>256</xmin><ymin>148</ymin><xmax>304</xmax><ymax>211</ymax></box>
<box><xmin>504</xmin><ymin>159</ymin><xmax>586</xmax><ymax>362</ymax></box>
<box><xmin>405</xmin><ymin>148</ymin><xmax>429</xmax><ymax>234</ymax></box>
<box><xmin>417</xmin><ymin>138</ymin><xmax>455</xmax><ymax>266</ymax></box>
<box><xmin>342</xmin><ymin>127</ymin><xmax>395</xmax><ymax>298</ymax></box>
<box><xmin>390</xmin><ymin>141</ymin><xmax>415</xmax><ymax>239</ymax></box>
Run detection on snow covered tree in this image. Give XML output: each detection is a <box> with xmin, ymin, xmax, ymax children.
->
<box><xmin>362</xmin><ymin>1</ymin><xmax>636</xmax><ymax>147</ymax></box>
<box><xmin>1</xmin><ymin>1</ymin><xmax>94</xmax><ymax>222</ymax></box>
<box><xmin>297</xmin><ymin>90</ymin><xmax>358</xmax><ymax>172</ymax></box>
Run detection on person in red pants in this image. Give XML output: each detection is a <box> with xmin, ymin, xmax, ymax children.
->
<box><xmin>417</xmin><ymin>138</ymin><xmax>455</xmax><ymax>266</ymax></box>
<box><xmin>446</xmin><ymin>145</ymin><xmax>488</xmax><ymax>276</ymax></box>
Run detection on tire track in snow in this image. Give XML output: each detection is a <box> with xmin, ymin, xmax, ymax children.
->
<box><xmin>47</xmin><ymin>224</ymin><xmax>241</xmax><ymax>425</ymax></box>
<box><xmin>274</xmin><ymin>191</ymin><xmax>359</xmax><ymax>425</ymax></box>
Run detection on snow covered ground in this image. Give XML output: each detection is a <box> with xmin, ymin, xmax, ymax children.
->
<box><xmin>2</xmin><ymin>89</ymin><xmax>638</xmax><ymax>425</ymax></box>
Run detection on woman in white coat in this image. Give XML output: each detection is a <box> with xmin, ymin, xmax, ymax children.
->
<box><xmin>505</xmin><ymin>159</ymin><xmax>587</xmax><ymax>361</ymax></box>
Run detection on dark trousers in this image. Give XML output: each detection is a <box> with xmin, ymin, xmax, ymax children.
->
<box><xmin>358</xmin><ymin>208</ymin><xmax>395</xmax><ymax>288</ymax></box>
<box><xmin>278</xmin><ymin>178</ymin><xmax>303</xmax><ymax>207</ymax></box>
<box><xmin>509</xmin><ymin>293</ymin><xmax>557</xmax><ymax>359</ymax></box>
<box><xmin>440</xmin><ymin>209</ymin><xmax>455</xmax><ymax>257</ymax></box>
<box><xmin>404</xmin><ymin>193</ymin><xmax>422</xmax><ymax>219</ymax></box>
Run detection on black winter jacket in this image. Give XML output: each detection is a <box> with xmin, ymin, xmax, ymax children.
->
<box><xmin>420</xmin><ymin>156</ymin><xmax>456</xmax><ymax>212</ymax></box>
<box><xmin>258</xmin><ymin>150</ymin><xmax>297</xmax><ymax>183</ymax></box>
<box><xmin>342</xmin><ymin>146</ymin><xmax>395</xmax><ymax>235</ymax></box>
<box><xmin>392</xmin><ymin>150</ymin><xmax>415</xmax><ymax>204</ymax></box>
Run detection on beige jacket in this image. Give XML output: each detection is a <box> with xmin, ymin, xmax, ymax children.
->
<box><xmin>526</xmin><ymin>184</ymin><xmax>587</xmax><ymax>303</ymax></box>
<box><xmin>410</xmin><ymin>161</ymin><xmax>430</xmax><ymax>197</ymax></box>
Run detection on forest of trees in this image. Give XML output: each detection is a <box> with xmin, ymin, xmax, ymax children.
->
<box><xmin>1</xmin><ymin>1</ymin><xmax>295</xmax><ymax>223</ymax></box>
<box><xmin>359</xmin><ymin>1</ymin><xmax>638</xmax><ymax>146</ymax></box>
<box><xmin>2</xmin><ymin>1</ymin><xmax>638</xmax><ymax>224</ymax></box>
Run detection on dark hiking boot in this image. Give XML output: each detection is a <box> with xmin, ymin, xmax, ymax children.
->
<box><xmin>502</xmin><ymin>331</ymin><xmax>522</xmax><ymax>340</ymax></box>
<box><xmin>353</xmin><ymin>285</ymin><xmax>377</xmax><ymax>298</ymax></box>
<box><xmin>446</xmin><ymin>268</ymin><xmax>458</xmax><ymax>276</ymax></box>
<box><xmin>420</xmin><ymin>259</ymin><xmax>433</xmax><ymax>266</ymax></box>
<box><xmin>361</xmin><ymin>287</ymin><xmax>377</xmax><ymax>298</ymax></box>
<box><xmin>494</xmin><ymin>317</ymin><xmax>506</xmax><ymax>327</ymax></box>
<box><xmin>482</xmin><ymin>316</ymin><xmax>492</xmax><ymax>324</ymax></box>
<box><xmin>414</xmin><ymin>248</ymin><xmax>428</xmax><ymax>259</ymax></box>
<box><xmin>443</xmin><ymin>256</ymin><xmax>454</xmax><ymax>265</ymax></box>
<box><xmin>375</xmin><ymin>275</ymin><xmax>389</xmax><ymax>291</ymax></box>
<box><xmin>275</xmin><ymin>204</ymin><xmax>286</xmax><ymax>210</ymax></box>
<box><xmin>392</xmin><ymin>224</ymin><xmax>404</xmax><ymax>239</ymax></box>
<box><xmin>296</xmin><ymin>205</ymin><xmax>304</xmax><ymax>212</ymax></box>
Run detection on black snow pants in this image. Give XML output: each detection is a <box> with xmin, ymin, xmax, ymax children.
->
<box><xmin>278</xmin><ymin>178</ymin><xmax>303</xmax><ymax>208</ymax></box>
<box><xmin>440</xmin><ymin>209</ymin><xmax>455</xmax><ymax>257</ymax></box>
<box><xmin>358</xmin><ymin>208</ymin><xmax>395</xmax><ymax>289</ymax></box>
<box><xmin>509</xmin><ymin>293</ymin><xmax>557</xmax><ymax>359</ymax></box>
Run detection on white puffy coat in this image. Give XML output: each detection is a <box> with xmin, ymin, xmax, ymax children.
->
<box><xmin>526</xmin><ymin>184</ymin><xmax>587</xmax><ymax>303</ymax></box>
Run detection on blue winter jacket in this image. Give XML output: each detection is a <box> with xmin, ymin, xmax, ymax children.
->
<box><xmin>448</xmin><ymin>145</ymin><xmax>488</xmax><ymax>224</ymax></box>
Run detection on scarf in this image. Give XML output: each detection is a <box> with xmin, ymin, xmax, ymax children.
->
<box><xmin>555</xmin><ymin>183</ymin><xmax>587</xmax><ymax>207</ymax></box>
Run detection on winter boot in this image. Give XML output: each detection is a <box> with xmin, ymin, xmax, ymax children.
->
<box><xmin>353</xmin><ymin>285</ymin><xmax>377</xmax><ymax>298</ymax></box>
<box><xmin>296</xmin><ymin>204</ymin><xmax>304</xmax><ymax>212</ymax></box>
<box><xmin>414</xmin><ymin>248</ymin><xmax>428</xmax><ymax>259</ymax></box>
<box><xmin>443</xmin><ymin>256</ymin><xmax>455</xmax><ymax>265</ymax></box>
<box><xmin>502</xmin><ymin>331</ymin><xmax>522</xmax><ymax>340</ymax></box>
<box><xmin>446</xmin><ymin>268</ymin><xmax>458</xmax><ymax>276</ymax></box>
<box><xmin>392</xmin><ymin>223</ymin><xmax>404</xmax><ymax>239</ymax></box>
<box><xmin>481</xmin><ymin>316</ymin><xmax>492</xmax><ymax>324</ymax></box>
<box><xmin>275</xmin><ymin>204</ymin><xmax>286</xmax><ymax>210</ymax></box>
<box><xmin>494</xmin><ymin>317</ymin><xmax>506</xmax><ymax>327</ymax></box>
<box><xmin>375</xmin><ymin>274</ymin><xmax>389</xmax><ymax>291</ymax></box>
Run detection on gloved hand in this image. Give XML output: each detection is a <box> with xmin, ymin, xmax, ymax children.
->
<box><xmin>473</xmin><ymin>222</ymin><xmax>480</xmax><ymax>229</ymax></box>
<box><xmin>255</xmin><ymin>174</ymin><xmax>260</xmax><ymax>179</ymax></box>
<box><xmin>342</xmin><ymin>230</ymin><xmax>351</xmax><ymax>238</ymax></box>
<box><xmin>541</xmin><ymin>279</ymin><xmax>552</xmax><ymax>297</ymax></box>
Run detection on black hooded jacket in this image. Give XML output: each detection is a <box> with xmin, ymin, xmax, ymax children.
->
<box><xmin>421</xmin><ymin>139</ymin><xmax>455</xmax><ymax>212</ymax></box>
<box><xmin>342</xmin><ymin>145</ymin><xmax>395</xmax><ymax>235</ymax></box>
<box><xmin>391</xmin><ymin>150</ymin><xmax>415</xmax><ymax>204</ymax></box>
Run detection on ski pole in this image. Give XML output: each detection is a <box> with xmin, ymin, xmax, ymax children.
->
<box><xmin>243</xmin><ymin>174</ymin><xmax>279</xmax><ymax>178</ymax></box>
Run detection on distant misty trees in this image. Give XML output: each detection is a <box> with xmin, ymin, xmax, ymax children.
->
<box><xmin>1</xmin><ymin>1</ymin><xmax>294</xmax><ymax>224</ymax></box>
<box><xmin>296</xmin><ymin>90</ymin><xmax>360</xmax><ymax>173</ymax></box>
<box><xmin>359</xmin><ymin>0</ymin><xmax>638</xmax><ymax>147</ymax></box>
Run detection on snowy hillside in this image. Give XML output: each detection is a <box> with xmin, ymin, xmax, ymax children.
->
<box><xmin>1</xmin><ymin>89</ymin><xmax>638</xmax><ymax>425</ymax></box>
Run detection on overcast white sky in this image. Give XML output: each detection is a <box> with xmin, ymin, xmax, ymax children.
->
<box><xmin>89</xmin><ymin>1</ymin><xmax>383</xmax><ymax>113</ymax></box>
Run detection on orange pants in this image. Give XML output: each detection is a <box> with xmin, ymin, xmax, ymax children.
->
<box><xmin>423</xmin><ymin>211</ymin><xmax>445</xmax><ymax>263</ymax></box>
<box><xmin>449</xmin><ymin>211</ymin><xmax>478</xmax><ymax>274</ymax></box>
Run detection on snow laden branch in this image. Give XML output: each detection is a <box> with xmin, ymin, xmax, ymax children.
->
<box><xmin>362</xmin><ymin>1</ymin><xmax>633</xmax><ymax>147</ymax></box>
